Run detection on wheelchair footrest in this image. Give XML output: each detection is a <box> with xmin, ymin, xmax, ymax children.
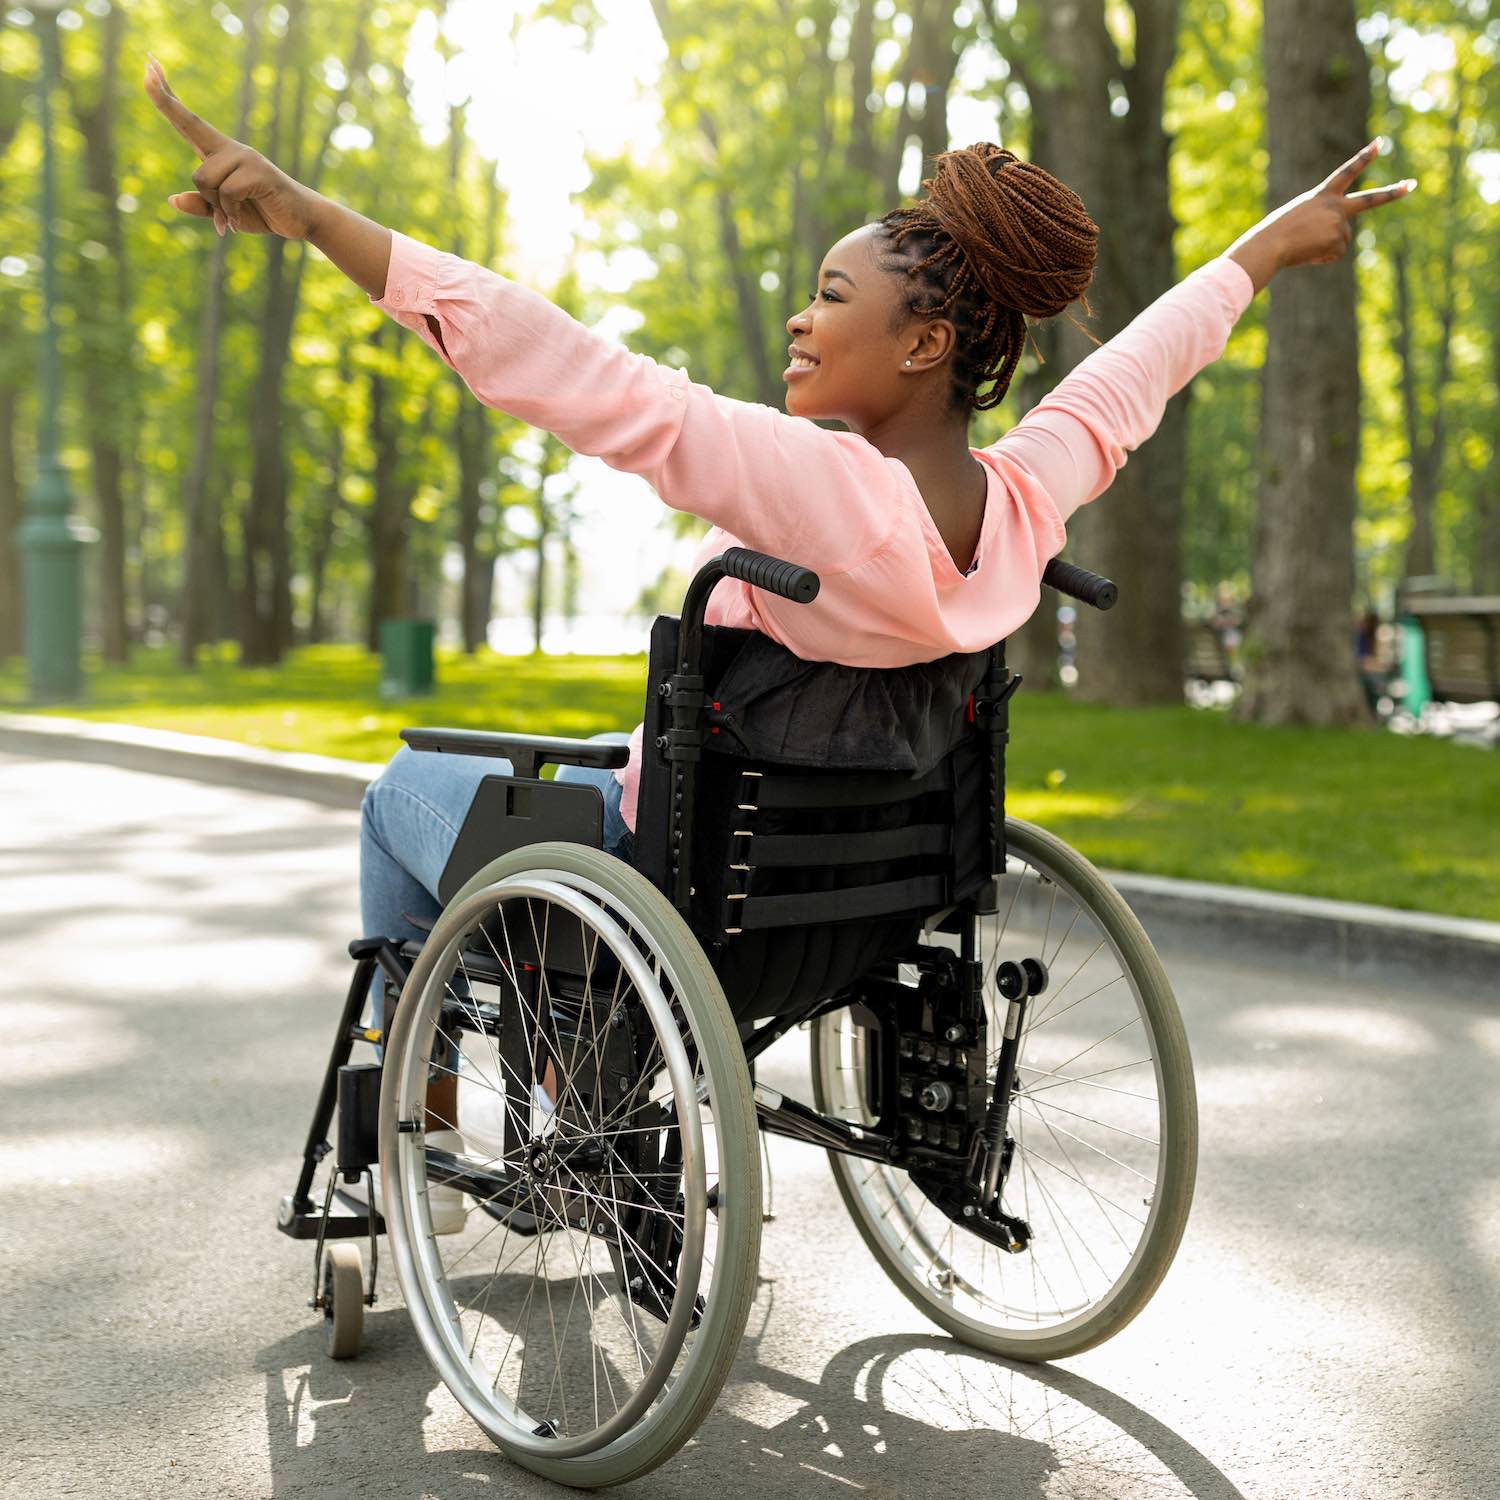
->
<box><xmin>276</xmin><ymin>1192</ymin><xmax>385</xmax><ymax>1242</ymax></box>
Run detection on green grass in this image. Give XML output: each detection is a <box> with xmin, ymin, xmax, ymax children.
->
<box><xmin>4</xmin><ymin>645</ymin><xmax>1497</xmax><ymax>921</ymax></box>
<box><xmin>1003</xmin><ymin>695</ymin><xmax>1500</xmax><ymax>922</ymax></box>
<box><xmin>0</xmin><ymin>644</ymin><xmax>648</xmax><ymax>763</ymax></box>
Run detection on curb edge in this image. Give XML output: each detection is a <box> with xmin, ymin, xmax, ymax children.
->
<box><xmin>4</xmin><ymin>713</ymin><xmax>1495</xmax><ymax>991</ymax></box>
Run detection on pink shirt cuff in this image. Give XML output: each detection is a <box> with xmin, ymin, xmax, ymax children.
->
<box><xmin>370</xmin><ymin>230</ymin><xmax>447</xmax><ymax>314</ymax></box>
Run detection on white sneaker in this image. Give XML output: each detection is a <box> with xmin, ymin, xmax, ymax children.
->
<box><xmin>336</xmin><ymin>1128</ymin><xmax>468</xmax><ymax>1235</ymax></box>
<box><xmin>455</xmin><ymin>1056</ymin><xmax>556</xmax><ymax>1163</ymax></box>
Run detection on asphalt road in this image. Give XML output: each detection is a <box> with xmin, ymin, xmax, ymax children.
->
<box><xmin>4</xmin><ymin>750</ymin><xmax>1495</xmax><ymax>1500</ymax></box>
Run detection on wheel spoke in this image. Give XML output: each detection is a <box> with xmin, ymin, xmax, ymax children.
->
<box><xmin>1017</xmin><ymin>1060</ymin><xmax>1157</xmax><ymax>1101</ymax></box>
<box><xmin>1022</xmin><ymin>1091</ymin><xmax>1159</xmax><ymax>1148</ymax></box>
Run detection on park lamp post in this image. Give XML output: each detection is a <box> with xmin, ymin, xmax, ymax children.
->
<box><xmin>19</xmin><ymin>0</ymin><xmax>94</xmax><ymax>702</ymax></box>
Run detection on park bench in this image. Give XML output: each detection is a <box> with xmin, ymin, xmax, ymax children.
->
<box><xmin>1401</xmin><ymin>597</ymin><xmax>1500</xmax><ymax>706</ymax></box>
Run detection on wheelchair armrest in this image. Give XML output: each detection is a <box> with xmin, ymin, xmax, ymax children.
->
<box><xmin>399</xmin><ymin>728</ymin><xmax>629</xmax><ymax>780</ymax></box>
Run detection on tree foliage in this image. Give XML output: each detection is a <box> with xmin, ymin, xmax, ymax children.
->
<box><xmin>0</xmin><ymin>0</ymin><xmax>1494</xmax><ymax>704</ymax></box>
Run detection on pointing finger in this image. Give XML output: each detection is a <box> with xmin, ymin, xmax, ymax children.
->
<box><xmin>1345</xmin><ymin>179</ymin><xmax>1418</xmax><ymax>215</ymax></box>
<box><xmin>144</xmin><ymin>53</ymin><xmax>231</xmax><ymax>162</ymax></box>
<box><xmin>1323</xmin><ymin>137</ymin><xmax>1387</xmax><ymax>195</ymax></box>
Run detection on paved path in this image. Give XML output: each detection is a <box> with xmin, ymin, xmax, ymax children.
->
<box><xmin>4</xmin><ymin>752</ymin><xmax>1495</xmax><ymax>1499</ymax></box>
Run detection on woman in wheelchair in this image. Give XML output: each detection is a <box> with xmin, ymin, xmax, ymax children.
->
<box><xmin>148</xmin><ymin>56</ymin><xmax>1412</xmax><ymax>1487</ymax></box>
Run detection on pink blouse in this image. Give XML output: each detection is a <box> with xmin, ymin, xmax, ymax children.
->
<box><xmin>373</xmin><ymin>233</ymin><xmax>1254</xmax><ymax>827</ymax></box>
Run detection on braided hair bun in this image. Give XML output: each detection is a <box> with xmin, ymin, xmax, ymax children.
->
<box><xmin>880</xmin><ymin>143</ymin><xmax>1099</xmax><ymax>411</ymax></box>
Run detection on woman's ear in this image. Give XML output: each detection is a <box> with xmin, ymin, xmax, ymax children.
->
<box><xmin>904</xmin><ymin>317</ymin><xmax>957</xmax><ymax>372</ymax></box>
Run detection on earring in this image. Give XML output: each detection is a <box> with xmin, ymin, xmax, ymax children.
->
<box><xmin>905</xmin><ymin>358</ymin><xmax>913</xmax><ymax>367</ymax></box>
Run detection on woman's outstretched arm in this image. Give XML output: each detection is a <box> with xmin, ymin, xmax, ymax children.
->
<box><xmin>990</xmin><ymin>140</ymin><xmax>1416</xmax><ymax>525</ymax></box>
<box><xmin>145</xmin><ymin>55</ymin><xmax>901</xmax><ymax>573</ymax></box>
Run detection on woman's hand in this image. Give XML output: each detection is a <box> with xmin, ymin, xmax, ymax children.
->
<box><xmin>1228</xmin><ymin>139</ymin><xmax>1417</xmax><ymax>293</ymax></box>
<box><xmin>145</xmin><ymin>53</ymin><xmax>320</xmax><ymax>239</ymax></box>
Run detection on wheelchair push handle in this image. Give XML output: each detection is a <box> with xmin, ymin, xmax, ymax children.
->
<box><xmin>1042</xmin><ymin>558</ymin><xmax>1118</xmax><ymax>611</ymax></box>
<box><xmin>721</xmin><ymin>547</ymin><xmax>821</xmax><ymax>604</ymax></box>
<box><xmin>678</xmin><ymin>548</ymin><xmax>820</xmax><ymax>673</ymax></box>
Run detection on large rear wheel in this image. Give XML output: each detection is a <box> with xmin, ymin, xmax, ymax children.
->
<box><xmin>812</xmin><ymin>818</ymin><xmax>1196</xmax><ymax>1361</ymax></box>
<box><xmin>380</xmin><ymin>842</ymin><xmax>761</xmax><ymax>1488</ymax></box>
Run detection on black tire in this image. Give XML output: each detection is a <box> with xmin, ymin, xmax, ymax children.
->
<box><xmin>812</xmin><ymin>819</ymin><xmax>1197</xmax><ymax>1361</ymax></box>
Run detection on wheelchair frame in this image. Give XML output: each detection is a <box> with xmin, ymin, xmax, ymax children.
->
<box><xmin>277</xmin><ymin>545</ymin><xmax>1046</xmax><ymax>1246</ymax></box>
<box><xmin>275</xmin><ymin>546</ymin><xmax>1193</xmax><ymax>1484</ymax></box>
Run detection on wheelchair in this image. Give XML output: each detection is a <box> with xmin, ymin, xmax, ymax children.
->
<box><xmin>276</xmin><ymin>547</ymin><xmax>1197</xmax><ymax>1489</ymax></box>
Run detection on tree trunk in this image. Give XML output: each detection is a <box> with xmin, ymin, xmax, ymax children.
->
<box><xmin>1476</xmin><ymin>459</ymin><xmax>1500</xmax><ymax>595</ymax></box>
<box><xmin>530</xmin><ymin>436</ymin><xmax>570</xmax><ymax>653</ymax></box>
<box><xmin>1004</xmin><ymin>92</ymin><xmax>1066</xmax><ymax>690</ymax></box>
<box><xmin>1393</xmin><ymin>96</ymin><xmax>1464</xmax><ymax>589</ymax></box>
<box><xmin>794</xmin><ymin>8</ymin><xmax>840</xmax><ymax>303</ymax></box>
<box><xmin>61</xmin><ymin>3</ymin><xmax>132</xmax><ymax>660</ymax></box>
<box><xmin>885</xmin><ymin>23</ymin><xmax>921</xmax><ymax>200</ymax></box>
<box><xmin>1239</xmin><ymin>0</ymin><xmax>1369</xmax><ymax>725</ymax></box>
<box><xmin>239</xmin><ymin>5</ymin><xmax>302</xmax><ymax>665</ymax></box>
<box><xmin>1004</xmin><ymin>318</ymin><xmax>1065</xmax><ymax>689</ymax></box>
<box><xmin>178</xmin><ymin>2</ymin><xmax>260</xmax><ymax>666</ymax></box>
<box><xmin>305</xmin><ymin>490</ymin><xmax>339</xmax><ymax>646</ymax></box>
<box><xmin>447</xmin><ymin>104</ymin><xmax>496</xmax><ymax>653</ymax></box>
<box><xmin>648</xmin><ymin>0</ymin><xmax>778</xmax><ymax>404</ymax></box>
<box><xmin>240</xmin><ymin>7</ymin><xmax>363</xmax><ymax>663</ymax></box>
<box><xmin>562</xmin><ymin>513</ymin><xmax>580</xmax><ymax>622</ymax></box>
<box><xmin>848</xmin><ymin>0</ymin><xmax>878</xmax><ymax>179</ymax></box>
<box><xmin>0</xmin><ymin>65</ymin><xmax>23</xmax><ymax>163</ymax></box>
<box><xmin>531</xmin><ymin>491</ymin><xmax>549</xmax><ymax>655</ymax></box>
<box><xmin>0</xmin><ymin>383</ymin><xmax>19</xmax><ymax>658</ymax></box>
<box><xmin>365</xmin><ymin>322</ymin><xmax>407</xmax><ymax>653</ymax></box>
<box><xmin>1032</xmin><ymin>0</ymin><xmax>1186</xmax><ymax>707</ymax></box>
<box><xmin>1474</xmin><ymin>333</ymin><xmax>1500</xmax><ymax>595</ymax></box>
<box><xmin>1390</xmin><ymin>245</ymin><xmax>1433</xmax><ymax>582</ymax></box>
<box><xmin>914</xmin><ymin>0</ymin><xmax>959</xmax><ymax>171</ymax></box>
<box><xmin>0</xmin><ymin>74</ymin><xmax>29</xmax><ymax>663</ymax></box>
<box><xmin>305</xmin><ymin>383</ymin><xmax>345</xmax><ymax>646</ymax></box>
<box><xmin>455</xmin><ymin>403</ymin><xmax>491</xmax><ymax>653</ymax></box>
<box><xmin>704</xmin><ymin>111</ymin><xmax>781</xmax><ymax>406</ymax></box>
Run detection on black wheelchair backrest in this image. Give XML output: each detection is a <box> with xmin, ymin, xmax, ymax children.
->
<box><xmin>635</xmin><ymin>616</ymin><xmax>1005</xmax><ymax>1019</ymax></box>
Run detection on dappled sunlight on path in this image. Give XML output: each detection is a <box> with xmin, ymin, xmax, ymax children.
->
<box><xmin>3</xmin><ymin>750</ymin><xmax>1492</xmax><ymax>1498</ymax></box>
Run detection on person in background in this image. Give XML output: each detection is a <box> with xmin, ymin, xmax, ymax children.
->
<box><xmin>1355</xmin><ymin>607</ymin><xmax>1387</xmax><ymax>712</ymax></box>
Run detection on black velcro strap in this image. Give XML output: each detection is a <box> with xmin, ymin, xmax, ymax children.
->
<box><xmin>742</xmin><ymin>824</ymin><xmax>950</xmax><ymax>869</ymax></box>
<box><xmin>750</xmin><ymin>761</ymin><xmax>950</xmax><ymax>810</ymax></box>
<box><xmin>731</xmin><ymin>876</ymin><xmax>948</xmax><ymax>931</ymax></box>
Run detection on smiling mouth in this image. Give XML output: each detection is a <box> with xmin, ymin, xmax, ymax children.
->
<box><xmin>784</xmin><ymin>353</ymin><xmax>819</xmax><ymax>381</ymax></box>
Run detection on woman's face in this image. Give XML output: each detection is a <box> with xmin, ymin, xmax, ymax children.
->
<box><xmin>783</xmin><ymin>224</ymin><xmax>926</xmax><ymax>430</ymax></box>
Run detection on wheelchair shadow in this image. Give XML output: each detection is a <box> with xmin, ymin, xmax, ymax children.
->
<box><xmin>255</xmin><ymin>1298</ymin><xmax>1246</xmax><ymax>1499</ymax></box>
<box><xmin>683</xmin><ymin>1329</ymin><xmax>1249</xmax><ymax>1500</ymax></box>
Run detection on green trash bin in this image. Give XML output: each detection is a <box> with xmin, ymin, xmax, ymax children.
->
<box><xmin>1397</xmin><ymin>616</ymin><xmax>1430</xmax><ymax>718</ymax></box>
<box><xmin>379</xmin><ymin>619</ymin><xmax>435</xmax><ymax>699</ymax></box>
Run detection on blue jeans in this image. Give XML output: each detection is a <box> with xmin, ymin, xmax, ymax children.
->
<box><xmin>359</xmin><ymin>734</ymin><xmax>634</xmax><ymax>1031</ymax></box>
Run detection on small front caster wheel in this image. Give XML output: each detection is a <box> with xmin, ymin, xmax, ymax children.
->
<box><xmin>322</xmin><ymin>1242</ymin><xmax>364</xmax><ymax>1359</ymax></box>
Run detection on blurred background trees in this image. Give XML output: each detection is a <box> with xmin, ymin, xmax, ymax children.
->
<box><xmin>0</xmin><ymin>0</ymin><xmax>1495</xmax><ymax>718</ymax></box>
